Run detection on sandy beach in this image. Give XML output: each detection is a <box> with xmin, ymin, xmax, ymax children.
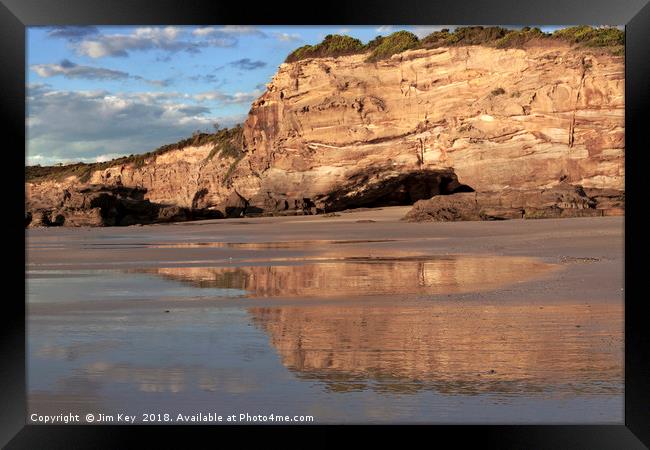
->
<box><xmin>21</xmin><ymin>22</ymin><xmax>629</xmax><ymax>431</ymax></box>
<box><xmin>26</xmin><ymin>208</ymin><xmax>624</xmax><ymax>424</ymax></box>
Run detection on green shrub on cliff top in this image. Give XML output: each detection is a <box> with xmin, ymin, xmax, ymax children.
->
<box><xmin>284</xmin><ymin>26</ymin><xmax>623</xmax><ymax>64</ymax></box>
<box><xmin>364</xmin><ymin>35</ymin><xmax>386</xmax><ymax>51</ymax></box>
<box><xmin>26</xmin><ymin>162</ymin><xmax>96</xmax><ymax>183</ymax></box>
<box><xmin>285</xmin><ymin>34</ymin><xmax>365</xmax><ymax>62</ymax></box>
<box><xmin>421</xmin><ymin>26</ymin><xmax>545</xmax><ymax>49</ymax></box>
<box><xmin>285</xmin><ymin>31</ymin><xmax>420</xmax><ymax>63</ymax></box>
<box><xmin>441</xmin><ymin>26</ymin><xmax>511</xmax><ymax>46</ymax></box>
<box><xmin>552</xmin><ymin>26</ymin><xmax>624</xmax><ymax>47</ymax></box>
<box><xmin>419</xmin><ymin>28</ymin><xmax>453</xmax><ymax>47</ymax></box>
<box><xmin>365</xmin><ymin>31</ymin><xmax>420</xmax><ymax>62</ymax></box>
<box><xmin>495</xmin><ymin>27</ymin><xmax>545</xmax><ymax>48</ymax></box>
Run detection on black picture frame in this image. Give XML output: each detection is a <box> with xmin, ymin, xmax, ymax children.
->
<box><xmin>3</xmin><ymin>0</ymin><xmax>648</xmax><ymax>447</ymax></box>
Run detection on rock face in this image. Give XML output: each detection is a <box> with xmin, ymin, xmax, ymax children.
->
<box><xmin>26</xmin><ymin>43</ymin><xmax>624</xmax><ymax>225</ymax></box>
<box><xmin>25</xmin><ymin>185</ymin><xmax>222</xmax><ymax>227</ymax></box>
<box><xmin>403</xmin><ymin>183</ymin><xmax>623</xmax><ymax>222</ymax></box>
<box><xmin>25</xmin><ymin>140</ymin><xmax>256</xmax><ymax>225</ymax></box>
<box><xmin>243</xmin><ymin>44</ymin><xmax>623</xmax><ymax>213</ymax></box>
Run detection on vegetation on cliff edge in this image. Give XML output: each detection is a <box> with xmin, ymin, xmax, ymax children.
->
<box><xmin>26</xmin><ymin>125</ymin><xmax>244</xmax><ymax>183</ymax></box>
<box><xmin>365</xmin><ymin>31</ymin><xmax>420</xmax><ymax>62</ymax></box>
<box><xmin>285</xmin><ymin>34</ymin><xmax>365</xmax><ymax>63</ymax></box>
<box><xmin>284</xmin><ymin>25</ymin><xmax>624</xmax><ymax>63</ymax></box>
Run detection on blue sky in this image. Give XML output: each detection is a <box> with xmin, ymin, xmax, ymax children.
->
<box><xmin>26</xmin><ymin>25</ymin><xmax>580</xmax><ymax>165</ymax></box>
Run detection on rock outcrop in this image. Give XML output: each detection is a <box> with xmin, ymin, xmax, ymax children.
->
<box><xmin>26</xmin><ymin>185</ymin><xmax>222</xmax><ymax>227</ymax></box>
<box><xmin>25</xmin><ymin>41</ymin><xmax>624</xmax><ymax>226</ymax></box>
<box><xmin>403</xmin><ymin>183</ymin><xmax>624</xmax><ymax>222</ymax></box>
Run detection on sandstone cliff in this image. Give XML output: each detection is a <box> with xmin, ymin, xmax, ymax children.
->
<box><xmin>244</xmin><ymin>43</ymin><xmax>624</xmax><ymax>214</ymax></box>
<box><xmin>26</xmin><ymin>39</ymin><xmax>625</xmax><ymax>226</ymax></box>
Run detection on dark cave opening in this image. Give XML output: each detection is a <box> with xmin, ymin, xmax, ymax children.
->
<box><xmin>322</xmin><ymin>169</ymin><xmax>474</xmax><ymax>212</ymax></box>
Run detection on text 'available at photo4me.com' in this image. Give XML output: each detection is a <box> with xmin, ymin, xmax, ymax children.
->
<box><xmin>30</xmin><ymin>411</ymin><xmax>316</xmax><ymax>424</ymax></box>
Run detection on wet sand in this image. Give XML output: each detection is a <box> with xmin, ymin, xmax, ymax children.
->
<box><xmin>26</xmin><ymin>208</ymin><xmax>624</xmax><ymax>424</ymax></box>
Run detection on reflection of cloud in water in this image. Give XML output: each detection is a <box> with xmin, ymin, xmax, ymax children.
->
<box><xmin>82</xmin><ymin>362</ymin><xmax>258</xmax><ymax>394</ymax></box>
<box><xmin>138</xmin><ymin>255</ymin><xmax>557</xmax><ymax>298</ymax></box>
<box><xmin>248</xmin><ymin>303</ymin><xmax>623</xmax><ymax>396</ymax></box>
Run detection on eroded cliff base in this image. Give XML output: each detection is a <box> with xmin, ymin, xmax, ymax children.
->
<box><xmin>403</xmin><ymin>183</ymin><xmax>624</xmax><ymax>222</ymax></box>
<box><xmin>26</xmin><ymin>185</ymin><xmax>223</xmax><ymax>228</ymax></box>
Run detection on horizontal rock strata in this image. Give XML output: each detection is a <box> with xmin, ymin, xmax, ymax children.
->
<box><xmin>26</xmin><ymin>42</ymin><xmax>624</xmax><ymax>226</ymax></box>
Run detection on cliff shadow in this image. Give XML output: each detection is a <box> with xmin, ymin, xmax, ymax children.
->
<box><xmin>318</xmin><ymin>169</ymin><xmax>474</xmax><ymax>212</ymax></box>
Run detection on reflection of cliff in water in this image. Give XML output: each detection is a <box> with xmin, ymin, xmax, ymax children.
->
<box><xmin>248</xmin><ymin>303</ymin><xmax>622</xmax><ymax>396</ymax></box>
<box><xmin>138</xmin><ymin>255</ymin><xmax>556</xmax><ymax>298</ymax></box>
<box><xmin>132</xmin><ymin>255</ymin><xmax>621</xmax><ymax>396</ymax></box>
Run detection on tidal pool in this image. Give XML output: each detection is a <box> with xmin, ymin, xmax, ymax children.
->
<box><xmin>133</xmin><ymin>254</ymin><xmax>556</xmax><ymax>298</ymax></box>
<box><xmin>26</xmin><ymin>245</ymin><xmax>622</xmax><ymax>424</ymax></box>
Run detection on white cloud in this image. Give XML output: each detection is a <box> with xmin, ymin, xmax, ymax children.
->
<box><xmin>218</xmin><ymin>26</ymin><xmax>267</xmax><ymax>36</ymax></box>
<box><xmin>230</xmin><ymin>58</ymin><xmax>266</xmax><ymax>70</ymax></box>
<box><xmin>31</xmin><ymin>59</ymin><xmax>129</xmax><ymax>80</ymax></box>
<box><xmin>73</xmin><ymin>26</ymin><xmax>234</xmax><ymax>59</ymax></box>
<box><xmin>94</xmin><ymin>153</ymin><xmax>127</xmax><ymax>163</ymax></box>
<box><xmin>137</xmin><ymin>77</ymin><xmax>173</xmax><ymax>87</ymax></box>
<box><xmin>26</xmin><ymin>85</ymin><xmax>246</xmax><ymax>164</ymax></box>
<box><xmin>192</xmin><ymin>25</ymin><xmax>266</xmax><ymax>38</ymax></box>
<box><xmin>27</xmin><ymin>151</ymin><xmax>150</xmax><ymax>165</ymax></box>
<box><xmin>134</xmin><ymin>26</ymin><xmax>182</xmax><ymax>40</ymax></box>
<box><xmin>412</xmin><ymin>26</ymin><xmax>457</xmax><ymax>39</ymax></box>
<box><xmin>193</xmin><ymin>89</ymin><xmax>262</xmax><ymax>105</ymax></box>
<box><xmin>31</xmin><ymin>59</ymin><xmax>173</xmax><ymax>87</ymax></box>
<box><xmin>192</xmin><ymin>27</ymin><xmax>217</xmax><ymax>37</ymax></box>
<box><xmin>376</xmin><ymin>26</ymin><xmax>394</xmax><ymax>33</ymax></box>
<box><xmin>272</xmin><ymin>32</ymin><xmax>302</xmax><ymax>42</ymax></box>
<box><xmin>46</xmin><ymin>26</ymin><xmax>100</xmax><ymax>41</ymax></box>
